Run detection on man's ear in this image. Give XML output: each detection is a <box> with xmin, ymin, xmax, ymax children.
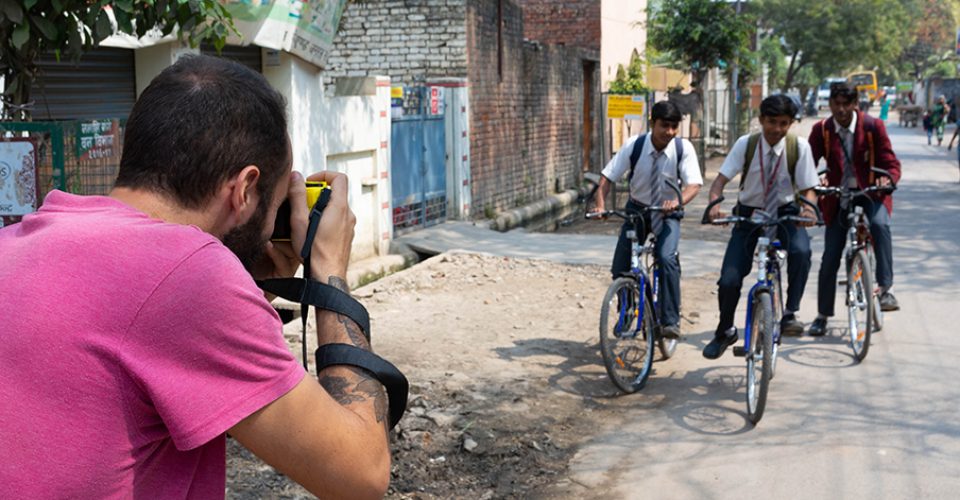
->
<box><xmin>229</xmin><ymin>165</ymin><xmax>262</xmax><ymax>219</ymax></box>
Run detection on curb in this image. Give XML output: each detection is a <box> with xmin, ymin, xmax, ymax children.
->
<box><xmin>488</xmin><ymin>181</ymin><xmax>595</xmax><ymax>232</ymax></box>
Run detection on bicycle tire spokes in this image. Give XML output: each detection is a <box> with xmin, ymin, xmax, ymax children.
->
<box><xmin>599</xmin><ymin>278</ymin><xmax>654</xmax><ymax>393</ymax></box>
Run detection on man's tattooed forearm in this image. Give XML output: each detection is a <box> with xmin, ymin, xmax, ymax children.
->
<box><xmin>337</xmin><ymin>313</ymin><xmax>369</xmax><ymax>348</ymax></box>
<box><xmin>327</xmin><ymin>275</ymin><xmax>349</xmax><ymax>293</ymax></box>
<box><xmin>319</xmin><ymin>370</ymin><xmax>389</xmax><ymax>424</ymax></box>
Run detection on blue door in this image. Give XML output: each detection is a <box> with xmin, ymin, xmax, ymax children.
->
<box><xmin>391</xmin><ymin>86</ymin><xmax>446</xmax><ymax>234</ymax></box>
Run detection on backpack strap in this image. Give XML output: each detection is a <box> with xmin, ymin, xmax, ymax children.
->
<box><xmin>673</xmin><ymin>136</ymin><xmax>684</xmax><ymax>185</ymax></box>
<box><xmin>821</xmin><ymin>119</ymin><xmax>831</xmax><ymax>165</ymax></box>
<box><xmin>628</xmin><ymin>133</ymin><xmax>647</xmax><ymax>182</ymax></box>
<box><xmin>739</xmin><ymin>132</ymin><xmax>762</xmax><ymax>190</ymax></box>
<box><xmin>786</xmin><ymin>133</ymin><xmax>798</xmax><ymax>185</ymax></box>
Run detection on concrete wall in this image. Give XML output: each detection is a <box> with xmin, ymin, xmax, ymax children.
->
<box><xmin>466</xmin><ymin>0</ymin><xmax>600</xmax><ymax>215</ymax></box>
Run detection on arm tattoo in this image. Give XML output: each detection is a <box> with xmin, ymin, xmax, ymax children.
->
<box><xmin>319</xmin><ymin>369</ymin><xmax>389</xmax><ymax>424</ymax></box>
<box><xmin>327</xmin><ymin>275</ymin><xmax>349</xmax><ymax>293</ymax></box>
<box><xmin>337</xmin><ymin>313</ymin><xmax>369</xmax><ymax>348</ymax></box>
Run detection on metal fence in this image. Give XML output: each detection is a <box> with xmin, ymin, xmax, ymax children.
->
<box><xmin>1</xmin><ymin>119</ymin><xmax>125</xmax><ymax>204</ymax></box>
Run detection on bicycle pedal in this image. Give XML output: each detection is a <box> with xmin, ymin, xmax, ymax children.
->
<box><xmin>732</xmin><ymin>346</ymin><xmax>747</xmax><ymax>357</ymax></box>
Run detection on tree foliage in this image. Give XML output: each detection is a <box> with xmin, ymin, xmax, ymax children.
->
<box><xmin>609</xmin><ymin>50</ymin><xmax>651</xmax><ymax>95</ymax></box>
<box><xmin>893</xmin><ymin>0</ymin><xmax>957</xmax><ymax>81</ymax></box>
<box><xmin>0</xmin><ymin>0</ymin><xmax>236</xmax><ymax>120</ymax></box>
<box><xmin>647</xmin><ymin>0</ymin><xmax>753</xmax><ymax>89</ymax></box>
<box><xmin>756</xmin><ymin>0</ymin><xmax>910</xmax><ymax>91</ymax></box>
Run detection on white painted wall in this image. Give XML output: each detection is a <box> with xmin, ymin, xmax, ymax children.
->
<box><xmin>133</xmin><ymin>48</ymin><xmax>392</xmax><ymax>262</ymax></box>
<box><xmin>600</xmin><ymin>0</ymin><xmax>647</xmax><ymax>91</ymax></box>
<box><xmin>263</xmin><ymin>53</ymin><xmax>391</xmax><ymax>261</ymax></box>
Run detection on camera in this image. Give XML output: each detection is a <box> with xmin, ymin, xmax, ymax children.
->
<box><xmin>271</xmin><ymin>180</ymin><xmax>329</xmax><ymax>241</ymax></box>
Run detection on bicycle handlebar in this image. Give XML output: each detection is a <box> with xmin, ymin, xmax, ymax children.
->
<box><xmin>585</xmin><ymin>178</ymin><xmax>686</xmax><ymax>220</ymax></box>
<box><xmin>814</xmin><ymin>167</ymin><xmax>897</xmax><ymax>198</ymax></box>
<box><xmin>701</xmin><ymin>195</ymin><xmax>823</xmax><ymax>226</ymax></box>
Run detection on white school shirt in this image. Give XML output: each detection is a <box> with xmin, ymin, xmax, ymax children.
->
<box><xmin>719</xmin><ymin>134</ymin><xmax>819</xmax><ymax>208</ymax></box>
<box><xmin>600</xmin><ymin>134</ymin><xmax>703</xmax><ymax>205</ymax></box>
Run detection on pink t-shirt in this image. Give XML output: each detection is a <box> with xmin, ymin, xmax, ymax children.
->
<box><xmin>0</xmin><ymin>191</ymin><xmax>305</xmax><ymax>498</ymax></box>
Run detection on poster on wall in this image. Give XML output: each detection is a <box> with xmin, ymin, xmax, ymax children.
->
<box><xmin>0</xmin><ymin>138</ymin><xmax>39</xmax><ymax>217</ymax></box>
<box><xmin>223</xmin><ymin>0</ymin><xmax>348</xmax><ymax>69</ymax></box>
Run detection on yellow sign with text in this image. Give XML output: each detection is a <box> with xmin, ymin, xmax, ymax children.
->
<box><xmin>607</xmin><ymin>95</ymin><xmax>646</xmax><ymax>120</ymax></box>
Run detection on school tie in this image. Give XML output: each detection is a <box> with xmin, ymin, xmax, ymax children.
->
<box><xmin>762</xmin><ymin>148</ymin><xmax>781</xmax><ymax>238</ymax></box>
<box><xmin>839</xmin><ymin>127</ymin><xmax>855</xmax><ymax>208</ymax></box>
<box><xmin>648</xmin><ymin>150</ymin><xmax>664</xmax><ymax>234</ymax></box>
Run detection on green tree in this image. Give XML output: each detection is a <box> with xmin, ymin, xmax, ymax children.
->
<box><xmin>893</xmin><ymin>0</ymin><xmax>957</xmax><ymax>81</ymax></box>
<box><xmin>0</xmin><ymin>0</ymin><xmax>235</xmax><ymax>120</ymax></box>
<box><xmin>756</xmin><ymin>0</ymin><xmax>909</xmax><ymax>92</ymax></box>
<box><xmin>647</xmin><ymin>0</ymin><xmax>753</xmax><ymax>90</ymax></box>
<box><xmin>609</xmin><ymin>49</ymin><xmax>651</xmax><ymax>95</ymax></box>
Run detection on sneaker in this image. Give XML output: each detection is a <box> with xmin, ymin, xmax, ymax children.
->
<box><xmin>808</xmin><ymin>317</ymin><xmax>828</xmax><ymax>337</ymax></box>
<box><xmin>780</xmin><ymin>313</ymin><xmax>804</xmax><ymax>337</ymax></box>
<box><xmin>879</xmin><ymin>291</ymin><xmax>900</xmax><ymax>312</ymax></box>
<box><xmin>703</xmin><ymin>327</ymin><xmax>738</xmax><ymax>360</ymax></box>
<box><xmin>661</xmin><ymin>324</ymin><xmax>681</xmax><ymax>340</ymax></box>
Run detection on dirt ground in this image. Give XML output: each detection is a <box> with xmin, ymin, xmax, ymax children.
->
<box><xmin>226</xmin><ymin>252</ymin><xmax>716</xmax><ymax>499</ymax></box>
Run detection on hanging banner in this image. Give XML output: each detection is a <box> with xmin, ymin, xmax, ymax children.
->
<box><xmin>0</xmin><ymin>139</ymin><xmax>39</xmax><ymax>216</ymax></box>
<box><xmin>224</xmin><ymin>0</ymin><xmax>348</xmax><ymax>69</ymax></box>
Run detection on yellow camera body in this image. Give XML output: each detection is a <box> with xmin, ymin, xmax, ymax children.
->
<box><xmin>271</xmin><ymin>180</ymin><xmax>331</xmax><ymax>242</ymax></box>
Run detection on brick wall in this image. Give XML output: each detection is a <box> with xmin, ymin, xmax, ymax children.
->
<box><xmin>467</xmin><ymin>0</ymin><xmax>600</xmax><ymax>214</ymax></box>
<box><xmin>324</xmin><ymin>0</ymin><xmax>468</xmax><ymax>88</ymax></box>
<box><xmin>516</xmin><ymin>0</ymin><xmax>600</xmax><ymax>51</ymax></box>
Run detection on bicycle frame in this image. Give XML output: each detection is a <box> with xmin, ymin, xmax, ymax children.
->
<box><xmin>741</xmin><ymin>237</ymin><xmax>784</xmax><ymax>355</ymax></box>
<box><xmin>621</xmin><ymin>218</ymin><xmax>660</xmax><ymax>334</ymax></box>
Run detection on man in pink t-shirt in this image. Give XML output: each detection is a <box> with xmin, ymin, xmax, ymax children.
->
<box><xmin>0</xmin><ymin>55</ymin><xmax>391</xmax><ymax>498</ymax></box>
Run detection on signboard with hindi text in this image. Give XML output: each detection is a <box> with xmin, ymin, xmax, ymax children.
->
<box><xmin>606</xmin><ymin>95</ymin><xmax>646</xmax><ymax>120</ymax></box>
<box><xmin>76</xmin><ymin>120</ymin><xmax>119</xmax><ymax>161</ymax></box>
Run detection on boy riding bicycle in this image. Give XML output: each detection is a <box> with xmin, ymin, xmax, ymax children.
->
<box><xmin>703</xmin><ymin>95</ymin><xmax>819</xmax><ymax>359</ymax></box>
<box><xmin>591</xmin><ymin>101</ymin><xmax>703</xmax><ymax>340</ymax></box>
<box><xmin>806</xmin><ymin>82</ymin><xmax>902</xmax><ymax>336</ymax></box>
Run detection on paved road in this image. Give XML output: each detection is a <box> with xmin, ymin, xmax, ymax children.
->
<box><xmin>398</xmin><ymin>112</ymin><xmax>960</xmax><ymax>498</ymax></box>
<box><xmin>550</xmin><ymin>117</ymin><xmax>960</xmax><ymax>498</ymax></box>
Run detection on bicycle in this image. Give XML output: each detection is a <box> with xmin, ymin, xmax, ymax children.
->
<box><xmin>813</xmin><ymin>167</ymin><xmax>896</xmax><ymax>362</ymax></box>
<box><xmin>702</xmin><ymin>196</ymin><xmax>821</xmax><ymax>424</ymax></box>
<box><xmin>585</xmin><ymin>180</ymin><xmax>683</xmax><ymax>393</ymax></box>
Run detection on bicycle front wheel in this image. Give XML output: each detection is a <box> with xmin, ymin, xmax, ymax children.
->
<box><xmin>746</xmin><ymin>291</ymin><xmax>774</xmax><ymax>424</ymax></box>
<box><xmin>599</xmin><ymin>277</ymin><xmax>655</xmax><ymax>393</ymax></box>
<box><xmin>848</xmin><ymin>250</ymin><xmax>874</xmax><ymax>362</ymax></box>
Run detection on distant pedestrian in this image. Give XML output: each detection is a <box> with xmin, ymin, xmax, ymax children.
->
<box><xmin>931</xmin><ymin>95</ymin><xmax>950</xmax><ymax>146</ymax></box>
<box><xmin>923</xmin><ymin>111</ymin><xmax>933</xmax><ymax>145</ymax></box>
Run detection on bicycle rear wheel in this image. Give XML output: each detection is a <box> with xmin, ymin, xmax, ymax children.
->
<box><xmin>847</xmin><ymin>250</ymin><xmax>874</xmax><ymax>362</ymax></box>
<box><xmin>746</xmin><ymin>291</ymin><xmax>774</xmax><ymax>425</ymax></box>
<box><xmin>599</xmin><ymin>277</ymin><xmax>655</xmax><ymax>393</ymax></box>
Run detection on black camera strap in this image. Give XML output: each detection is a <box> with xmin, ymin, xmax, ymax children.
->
<box><xmin>256</xmin><ymin>187</ymin><xmax>408</xmax><ymax>429</ymax></box>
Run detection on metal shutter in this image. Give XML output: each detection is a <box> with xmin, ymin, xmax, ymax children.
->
<box><xmin>31</xmin><ymin>47</ymin><xmax>136</xmax><ymax>121</ymax></box>
<box><xmin>201</xmin><ymin>44</ymin><xmax>262</xmax><ymax>73</ymax></box>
